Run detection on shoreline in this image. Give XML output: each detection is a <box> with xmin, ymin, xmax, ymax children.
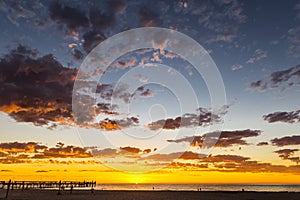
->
<box><xmin>1</xmin><ymin>189</ymin><xmax>300</xmax><ymax>200</ymax></box>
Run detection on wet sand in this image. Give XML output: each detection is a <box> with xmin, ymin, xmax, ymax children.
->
<box><xmin>1</xmin><ymin>189</ymin><xmax>300</xmax><ymax>200</ymax></box>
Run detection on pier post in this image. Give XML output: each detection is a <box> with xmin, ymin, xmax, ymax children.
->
<box><xmin>70</xmin><ymin>184</ymin><xmax>73</xmax><ymax>194</ymax></box>
<box><xmin>5</xmin><ymin>179</ymin><xmax>11</xmax><ymax>199</ymax></box>
<box><xmin>57</xmin><ymin>180</ymin><xmax>61</xmax><ymax>195</ymax></box>
<box><xmin>22</xmin><ymin>181</ymin><xmax>25</xmax><ymax>191</ymax></box>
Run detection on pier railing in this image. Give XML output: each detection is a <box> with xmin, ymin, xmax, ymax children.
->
<box><xmin>0</xmin><ymin>180</ymin><xmax>96</xmax><ymax>198</ymax></box>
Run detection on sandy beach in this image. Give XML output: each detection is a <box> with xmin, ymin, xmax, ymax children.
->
<box><xmin>1</xmin><ymin>189</ymin><xmax>300</xmax><ymax>200</ymax></box>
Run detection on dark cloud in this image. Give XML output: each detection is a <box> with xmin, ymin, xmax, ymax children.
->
<box><xmin>0</xmin><ymin>45</ymin><xmax>77</xmax><ymax>128</ymax></box>
<box><xmin>257</xmin><ymin>142</ymin><xmax>269</xmax><ymax>146</ymax></box>
<box><xmin>49</xmin><ymin>2</ymin><xmax>89</xmax><ymax>34</ymax></box>
<box><xmin>143</xmin><ymin>149</ymin><xmax>151</xmax><ymax>154</ymax></box>
<box><xmin>82</xmin><ymin>0</ymin><xmax>126</xmax><ymax>53</ymax></box>
<box><xmin>115</xmin><ymin>59</ymin><xmax>136</xmax><ymax>68</ymax></box>
<box><xmin>71</xmin><ymin>49</ymin><xmax>84</xmax><ymax>61</ymax></box>
<box><xmin>250</xmin><ymin>64</ymin><xmax>300</xmax><ymax>92</ymax></box>
<box><xmin>144</xmin><ymin>151</ymin><xmax>249</xmax><ymax>163</ymax></box>
<box><xmin>95</xmin><ymin>103</ymin><xmax>119</xmax><ymax>115</ymax></box>
<box><xmin>82</xmin><ymin>30</ymin><xmax>106</xmax><ymax>53</ymax></box>
<box><xmin>249</xmin><ymin>80</ymin><xmax>267</xmax><ymax>92</ymax></box>
<box><xmin>108</xmin><ymin>0</ymin><xmax>126</xmax><ymax>14</ymax></box>
<box><xmin>37</xmin><ymin>143</ymin><xmax>92</xmax><ymax>159</ymax></box>
<box><xmin>138</xmin><ymin>8</ymin><xmax>162</xmax><ymax>27</ymax></box>
<box><xmin>89</xmin><ymin>9</ymin><xmax>115</xmax><ymax>32</ymax></box>
<box><xmin>36</xmin><ymin>170</ymin><xmax>48</xmax><ymax>173</ymax></box>
<box><xmin>263</xmin><ymin>110</ymin><xmax>300</xmax><ymax>124</ymax></box>
<box><xmin>90</xmin><ymin>148</ymin><xmax>118</xmax><ymax>158</ymax></box>
<box><xmin>120</xmin><ymin>146</ymin><xmax>142</xmax><ymax>154</ymax></box>
<box><xmin>95</xmin><ymin>83</ymin><xmax>133</xmax><ymax>103</ymax></box>
<box><xmin>99</xmin><ymin>117</ymin><xmax>139</xmax><ymax>131</ymax></box>
<box><xmin>147</xmin><ymin>107</ymin><xmax>227</xmax><ymax>130</ymax></box>
<box><xmin>133</xmin><ymin>86</ymin><xmax>153</xmax><ymax>98</ymax></box>
<box><xmin>89</xmin><ymin>0</ymin><xmax>126</xmax><ymax>31</ymax></box>
<box><xmin>0</xmin><ymin>141</ymin><xmax>93</xmax><ymax>164</ymax></box>
<box><xmin>274</xmin><ymin>149</ymin><xmax>300</xmax><ymax>164</ymax></box>
<box><xmin>0</xmin><ymin>152</ymin><xmax>9</xmax><ymax>157</ymax></box>
<box><xmin>140</xmin><ymin>89</ymin><xmax>153</xmax><ymax>97</ymax></box>
<box><xmin>144</xmin><ymin>151</ymin><xmax>300</xmax><ymax>174</ymax></box>
<box><xmin>167</xmin><ymin>129</ymin><xmax>260</xmax><ymax>148</ymax></box>
<box><xmin>74</xmin><ymin>83</ymin><xmax>140</xmax><ymax>130</ymax></box>
<box><xmin>91</xmin><ymin>146</ymin><xmax>152</xmax><ymax>158</ymax></box>
<box><xmin>271</xmin><ymin>135</ymin><xmax>300</xmax><ymax>147</ymax></box>
<box><xmin>0</xmin><ymin>141</ymin><xmax>47</xmax><ymax>153</ymax></box>
<box><xmin>168</xmin><ymin>162</ymin><xmax>208</xmax><ymax>170</ymax></box>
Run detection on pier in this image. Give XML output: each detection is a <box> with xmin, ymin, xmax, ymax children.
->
<box><xmin>0</xmin><ymin>180</ymin><xmax>96</xmax><ymax>198</ymax></box>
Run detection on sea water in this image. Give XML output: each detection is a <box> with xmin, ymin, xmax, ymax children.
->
<box><xmin>95</xmin><ymin>184</ymin><xmax>300</xmax><ymax>192</ymax></box>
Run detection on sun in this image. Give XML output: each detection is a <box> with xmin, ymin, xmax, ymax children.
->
<box><xmin>128</xmin><ymin>175</ymin><xmax>144</xmax><ymax>184</ymax></box>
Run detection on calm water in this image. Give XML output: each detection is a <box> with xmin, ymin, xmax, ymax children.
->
<box><xmin>95</xmin><ymin>184</ymin><xmax>300</xmax><ymax>192</ymax></box>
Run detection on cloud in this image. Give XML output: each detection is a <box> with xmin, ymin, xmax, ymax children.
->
<box><xmin>138</xmin><ymin>8</ymin><xmax>162</xmax><ymax>27</ymax></box>
<box><xmin>135</xmin><ymin>86</ymin><xmax>153</xmax><ymax>97</ymax></box>
<box><xmin>288</xmin><ymin>27</ymin><xmax>300</xmax><ymax>57</ymax></box>
<box><xmin>0</xmin><ymin>142</ymin><xmax>47</xmax><ymax>153</ymax></box>
<box><xmin>0</xmin><ymin>45</ymin><xmax>77</xmax><ymax>128</ymax></box>
<box><xmin>0</xmin><ymin>46</ymin><xmax>138</xmax><ymax>130</ymax></box>
<box><xmin>271</xmin><ymin>135</ymin><xmax>300</xmax><ymax>147</ymax></box>
<box><xmin>37</xmin><ymin>143</ymin><xmax>92</xmax><ymax>159</ymax></box>
<box><xmin>120</xmin><ymin>146</ymin><xmax>142</xmax><ymax>154</ymax></box>
<box><xmin>96</xmin><ymin>83</ymin><xmax>153</xmax><ymax>103</ymax></box>
<box><xmin>257</xmin><ymin>142</ymin><xmax>269</xmax><ymax>146</ymax></box>
<box><xmin>90</xmin><ymin>148</ymin><xmax>118</xmax><ymax>157</ymax></box>
<box><xmin>144</xmin><ymin>151</ymin><xmax>300</xmax><ymax>174</ymax></box>
<box><xmin>144</xmin><ymin>151</ymin><xmax>250</xmax><ymax>163</ymax></box>
<box><xmin>89</xmin><ymin>9</ymin><xmax>115</xmax><ymax>32</ymax></box>
<box><xmin>0</xmin><ymin>141</ymin><xmax>93</xmax><ymax>164</ymax></box>
<box><xmin>167</xmin><ymin>129</ymin><xmax>260</xmax><ymax>148</ymax></box>
<box><xmin>231</xmin><ymin>64</ymin><xmax>243</xmax><ymax>71</ymax></box>
<box><xmin>263</xmin><ymin>110</ymin><xmax>300</xmax><ymax>124</ymax></box>
<box><xmin>0</xmin><ymin>0</ymin><xmax>39</xmax><ymax>26</ymax></box>
<box><xmin>296</xmin><ymin>2</ymin><xmax>300</xmax><ymax>18</ymax></box>
<box><xmin>147</xmin><ymin>107</ymin><xmax>228</xmax><ymax>130</ymax></box>
<box><xmin>81</xmin><ymin>1</ymin><xmax>126</xmax><ymax>53</ymax></box>
<box><xmin>94</xmin><ymin>103</ymin><xmax>119</xmax><ymax>115</ymax></box>
<box><xmin>183</xmin><ymin>0</ymin><xmax>246</xmax><ymax>44</ymax></box>
<box><xmin>115</xmin><ymin>59</ymin><xmax>136</xmax><ymax>68</ymax></box>
<box><xmin>91</xmin><ymin>146</ymin><xmax>153</xmax><ymax>158</ymax></box>
<box><xmin>88</xmin><ymin>0</ymin><xmax>126</xmax><ymax>31</ymax></box>
<box><xmin>99</xmin><ymin>117</ymin><xmax>139</xmax><ymax>131</ymax></box>
<box><xmin>143</xmin><ymin>151</ymin><xmax>202</xmax><ymax>162</ymax></box>
<box><xmin>36</xmin><ymin>170</ymin><xmax>48</xmax><ymax>173</ymax></box>
<box><xmin>82</xmin><ymin>30</ymin><xmax>106</xmax><ymax>53</ymax></box>
<box><xmin>249</xmin><ymin>64</ymin><xmax>300</xmax><ymax>92</ymax></box>
<box><xmin>249</xmin><ymin>80</ymin><xmax>268</xmax><ymax>92</ymax></box>
<box><xmin>168</xmin><ymin>162</ymin><xmax>208</xmax><ymax>170</ymax></box>
<box><xmin>71</xmin><ymin>49</ymin><xmax>84</xmax><ymax>61</ymax></box>
<box><xmin>274</xmin><ymin>149</ymin><xmax>300</xmax><ymax>164</ymax></box>
<box><xmin>246</xmin><ymin>49</ymin><xmax>267</xmax><ymax>64</ymax></box>
<box><xmin>49</xmin><ymin>2</ymin><xmax>89</xmax><ymax>35</ymax></box>
<box><xmin>140</xmin><ymin>89</ymin><xmax>153</xmax><ymax>97</ymax></box>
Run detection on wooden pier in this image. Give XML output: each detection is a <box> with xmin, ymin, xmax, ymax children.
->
<box><xmin>0</xmin><ymin>180</ymin><xmax>96</xmax><ymax>198</ymax></box>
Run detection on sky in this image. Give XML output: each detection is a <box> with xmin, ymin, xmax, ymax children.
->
<box><xmin>0</xmin><ymin>0</ymin><xmax>300</xmax><ymax>184</ymax></box>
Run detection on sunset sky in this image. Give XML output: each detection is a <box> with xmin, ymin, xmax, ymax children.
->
<box><xmin>0</xmin><ymin>0</ymin><xmax>300</xmax><ymax>184</ymax></box>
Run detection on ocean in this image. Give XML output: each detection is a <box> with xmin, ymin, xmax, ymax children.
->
<box><xmin>95</xmin><ymin>184</ymin><xmax>300</xmax><ymax>192</ymax></box>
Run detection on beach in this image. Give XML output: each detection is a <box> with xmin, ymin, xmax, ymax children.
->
<box><xmin>2</xmin><ymin>189</ymin><xmax>300</xmax><ymax>200</ymax></box>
